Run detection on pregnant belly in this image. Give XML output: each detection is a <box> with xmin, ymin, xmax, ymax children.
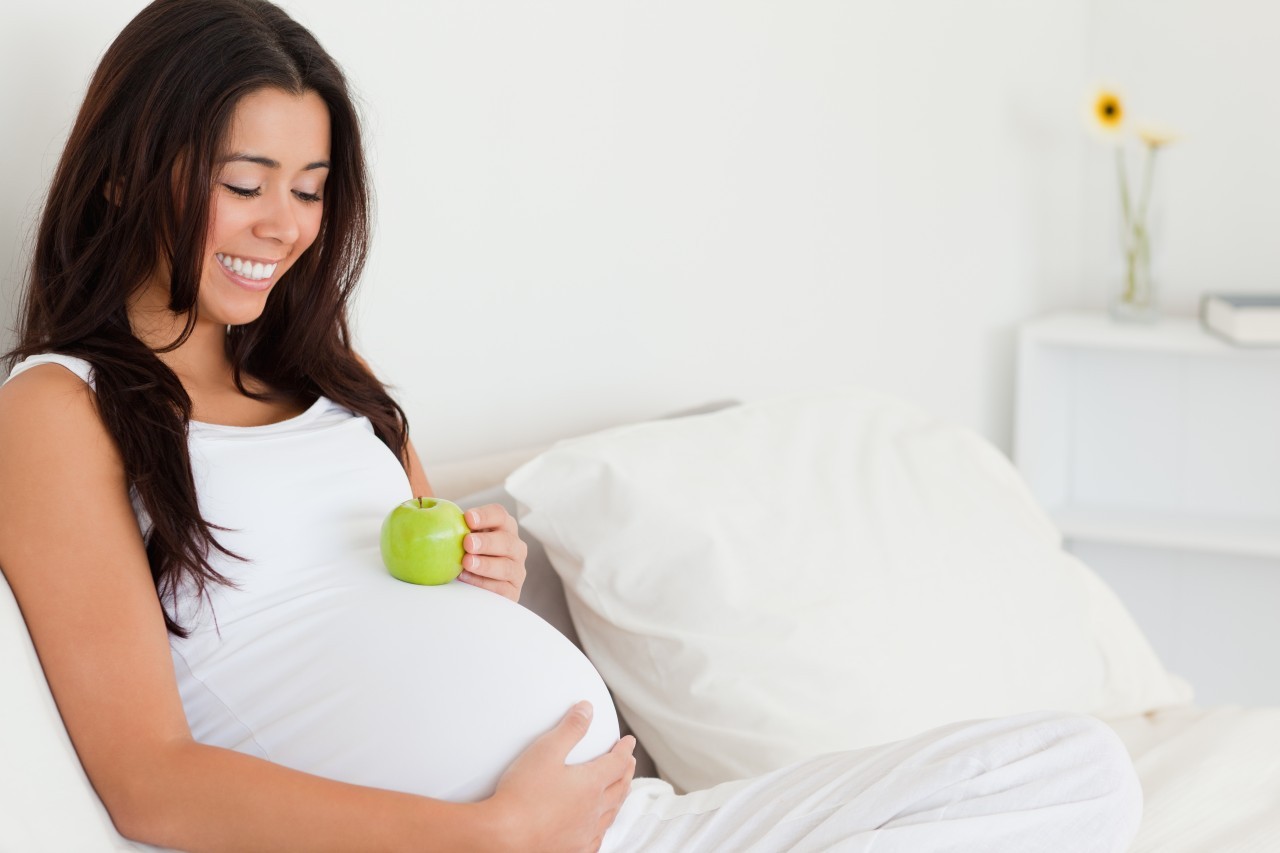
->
<box><xmin>174</xmin><ymin>579</ymin><xmax>620</xmax><ymax>803</ymax></box>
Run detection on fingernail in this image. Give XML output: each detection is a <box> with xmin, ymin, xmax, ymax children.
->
<box><xmin>466</xmin><ymin>535</ymin><xmax>479</xmax><ymax>551</ymax></box>
<box><xmin>467</xmin><ymin>511</ymin><xmax>480</xmax><ymax>527</ymax></box>
<box><xmin>575</xmin><ymin>700</ymin><xmax>593</xmax><ymax>718</ymax></box>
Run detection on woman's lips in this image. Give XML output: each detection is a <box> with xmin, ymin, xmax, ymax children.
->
<box><xmin>214</xmin><ymin>253</ymin><xmax>279</xmax><ymax>292</ymax></box>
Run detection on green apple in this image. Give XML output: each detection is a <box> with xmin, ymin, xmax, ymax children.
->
<box><xmin>380</xmin><ymin>497</ymin><xmax>472</xmax><ymax>585</ymax></box>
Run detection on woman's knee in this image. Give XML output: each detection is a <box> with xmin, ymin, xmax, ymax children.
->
<box><xmin>1043</xmin><ymin>713</ymin><xmax>1143</xmax><ymax>842</ymax></box>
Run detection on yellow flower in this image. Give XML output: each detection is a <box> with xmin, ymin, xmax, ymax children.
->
<box><xmin>1091</xmin><ymin>89</ymin><xmax>1125</xmax><ymax>135</ymax></box>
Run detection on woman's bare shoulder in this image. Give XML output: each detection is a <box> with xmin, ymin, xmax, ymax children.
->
<box><xmin>0</xmin><ymin>360</ymin><xmax>131</xmax><ymax>565</ymax></box>
<box><xmin>0</xmin><ymin>358</ymin><xmax>133</xmax><ymax>553</ymax></box>
<box><xmin>0</xmin><ymin>362</ymin><xmax>129</xmax><ymax>472</ymax></box>
<box><xmin>0</xmin><ymin>361</ymin><xmax>103</xmax><ymax>437</ymax></box>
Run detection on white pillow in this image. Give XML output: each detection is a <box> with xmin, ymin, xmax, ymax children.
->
<box><xmin>506</xmin><ymin>386</ymin><xmax>1192</xmax><ymax>793</ymax></box>
<box><xmin>0</xmin><ymin>571</ymin><xmax>166</xmax><ymax>851</ymax></box>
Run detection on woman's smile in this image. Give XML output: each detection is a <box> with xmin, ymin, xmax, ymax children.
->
<box><xmin>215</xmin><ymin>252</ymin><xmax>280</xmax><ymax>292</ymax></box>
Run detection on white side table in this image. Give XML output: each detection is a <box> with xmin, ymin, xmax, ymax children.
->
<box><xmin>1014</xmin><ymin>311</ymin><xmax>1280</xmax><ymax>705</ymax></box>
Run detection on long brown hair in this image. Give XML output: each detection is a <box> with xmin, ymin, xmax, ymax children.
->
<box><xmin>3</xmin><ymin>0</ymin><xmax>409</xmax><ymax>636</ymax></box>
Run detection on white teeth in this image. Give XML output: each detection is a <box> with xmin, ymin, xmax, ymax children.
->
<box><xmin>215</xmin><ymin>253</ymin><xmax>278</xmax><ymax>282</ymax></box>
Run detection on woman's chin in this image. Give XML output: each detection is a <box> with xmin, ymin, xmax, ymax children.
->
<box><xmin>203</xmin><ymin>299</ymin><xmax>269</xmax><ymax>329</ymax></box>
<box><xmin>229</xmin><ymin>308</ymin><xmax>268</xmax><ymax>327</ymax></box>
<box><xmin>205</xmin><ymin>260</ymin><xmax>282</xmax><ymax>323</ymax></box>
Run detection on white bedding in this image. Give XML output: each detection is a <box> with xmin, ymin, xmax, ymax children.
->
<box><xmin>4</xmin><ymin>391</ymin><xmax>1278</xmax><ymax>851</ymax></box>
<box><xmin>1105</xmin><ymin>706</ymin><xmax>1280</xmax><ymax>852</ymax></box>
<box><xmin>507</xmin><ymin>388</ymin><xmax>1194</xmax><ymax>792</ymax></box>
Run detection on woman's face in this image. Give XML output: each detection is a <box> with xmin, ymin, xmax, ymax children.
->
<box><xmin>201</xmin><ymin>87</ymin><xmax>331</xmax><ymax>327</ymax></box>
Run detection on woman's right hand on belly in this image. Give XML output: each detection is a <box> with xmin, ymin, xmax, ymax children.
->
<box><xmin>485</xmin><ymin>701</ymin><xmax>637</xmax><ymax>852</ymax></box>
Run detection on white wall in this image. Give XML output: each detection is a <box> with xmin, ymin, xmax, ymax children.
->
<box><xmin>7</xmin><ymin>3</ymin><xmax>1280</xmax><ymax>462</ymax></box>
<box><xmin>340</xmin><ymin>0</ymin><xmax>1092</xmax><ymax>466</ymax></box>
<box><xmin>2</xmin><ymin>0</ymin><xmax>1091</xmax><ymax>466</ymax></box>
<box><xmin>4</xmin><ymin>0</ymin><xmax>1279</xmax><ymax>704</ymax></box>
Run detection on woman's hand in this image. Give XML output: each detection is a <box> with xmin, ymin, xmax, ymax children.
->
<box><xmin>459</xmin><ymin>504</ymin><xmax>528</xmax><ymax>602</ymax></box>
<box><xmin>487</xmin><ymin>702</ymin><xmax>638</xmax><ymax>853</ymax></box>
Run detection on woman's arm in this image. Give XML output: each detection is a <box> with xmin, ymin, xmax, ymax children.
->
<box><xmin>404</xmin><ymin>433</ymin><xmax>433</xmax><ymax>498</ymax></box>
<box><xmin>354</xmin><ymin>350</ymin><xmax>526</xmax><ymax>601</ymax></box>
<box><xmin>0</xmin><ymin>365</ymin><xmax>630</xmax><ymax>853</ymax></box>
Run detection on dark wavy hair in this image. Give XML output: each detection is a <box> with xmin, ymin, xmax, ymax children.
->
<box><xmin>2</xmin><ymin>0</ymin><xmax>409</xmax><ymax>636</ymax></box>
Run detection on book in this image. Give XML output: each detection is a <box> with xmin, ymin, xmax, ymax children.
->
<box><xmin>1200</xmin><ymin>293</ymin><xmax>1280</xmax><ymax>346</ymax></box>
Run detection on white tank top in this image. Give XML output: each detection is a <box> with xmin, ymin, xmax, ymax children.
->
<box><xmin>4</xmin><ymin>353</ymin><xmax>619</xmax><ymax>802</ymax></box>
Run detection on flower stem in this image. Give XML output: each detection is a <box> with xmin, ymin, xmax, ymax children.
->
<box><xmin>1136</xmin><ymin>143</ymin><xmax>1159</xmax><ymax>237</ymax></box>
<box><xmin>1115</xmin><ymin>140</ymin><xmax>1162</xmax><ymax>309</ymax></box>
<box><xmin>1116</xmin><ymin>146</ymin><xmax>1133</xmax><ymax>238</ymax></box>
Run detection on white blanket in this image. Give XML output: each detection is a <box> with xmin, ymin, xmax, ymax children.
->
<box><xmin>1105</xmin><ymin>705</ymin><xmax>1280</xmax><ymax>852</ymax></box>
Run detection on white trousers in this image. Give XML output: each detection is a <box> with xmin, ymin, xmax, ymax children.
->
<box><xmin>603</xmin><ymin>711</ymin><xmax>1142</xmax><ymax>853</ymax></box>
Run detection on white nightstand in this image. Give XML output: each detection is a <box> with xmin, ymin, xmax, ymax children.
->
<box><xmin>1014</xmin><ymin>310</ymin><xmax>1280</xmax><ymax>705</ymax></box>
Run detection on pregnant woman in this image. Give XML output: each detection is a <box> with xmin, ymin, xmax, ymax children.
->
<box><xmin>0</xmin><ymin>2</ymin><xmax>1143</xmax><ymax>851</ymax></box>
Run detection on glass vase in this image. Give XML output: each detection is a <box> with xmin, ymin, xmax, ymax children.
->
<box><xmin>1109</xmin><ymin>223</ymin><xmax>1158</xmax><ymax>323</ymax></box>
<box><xmin>1108</xmin><ymin>139</ymin><xmax>1163</xmax><ymax>324</ymax></box>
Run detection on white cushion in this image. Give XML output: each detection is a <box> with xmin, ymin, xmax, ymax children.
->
<box><xmin>506</xmin><ymin>386</ymin><xmax>1193</xmax><ymax>793</ymax></box>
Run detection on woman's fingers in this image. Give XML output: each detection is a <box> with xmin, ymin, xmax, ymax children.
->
<box><xmin>460</xmin><ymin>554</ymin><xmax>521</xmax><ymax>581</ymax></box>
<box><xmin>493</xmin><ymin>705</ymin><xmax>638</xmax><ymax>852</ymax></box>
<box><xmin>608</xmin><ymin>751</ymin><xmax>637</xmax><ymax>794</ymax></box>
<box><xmin>459</xmin><ymin>504</ymin><xmax>528</xmax><ymax>601</ymax></box>
<box><xmin>463</xmin><ymin>530</ymin><xmax>528</xmax><ymax>562</ymax></box>
<box><xmin>540</xmin><ymin>701</ymin><xmax>595</xmax><ymax>762</ymax></box>
<box><xmin>458</xmin><ymin>550</ymin><xmax>526</xmax><ymax>602</ymax></box>
<box><xmin>586</xmin><ymin>735</ymin><xmax>636</xmax><ymax>787</ymax></box>
<box><xmin>602</xmin><ymin>766</ymin><xmax>634</xmax><ymax>809</ymax></box>
<box><xmin>464</xmin><ymin>503</ymin><xmax>519</xmax><ymax>534</ymax></box>
<box><xmin>594</xmin><ymin>752</ymin><xmax>636</xmax><ymax>845</ymax></box>
<box><xmin>457</xmin><ymin>566</ymin><xmax>520</xmax><ymax>601</ymax></box>
<box><xmin>488</xmin><ymin>706</ymin><xmax>634</xmax><ymax>850</ymax></box>
<box><xmin>613</xmin><ymin>753</ymin><xmax>637</xmax><ymax>788</ymax></box>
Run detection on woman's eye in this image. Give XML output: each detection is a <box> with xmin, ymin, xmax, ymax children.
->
<box><xmin>221</xmin><ymin>183</ymin><xmax>321</xmax><ymax>204</ymax></box>
<box><xmin>223</xmin><ymin>184</ymin><xmax>261</xmax><ymax>198</ymax></box>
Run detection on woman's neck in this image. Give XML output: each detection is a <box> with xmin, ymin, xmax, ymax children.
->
<box><xmin>127</xmin><ymin>279</ymin><xmax>232</xmax><ymax>390</ymax></box>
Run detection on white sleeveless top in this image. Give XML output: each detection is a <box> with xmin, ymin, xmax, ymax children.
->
<box><xmin>4</xmin><ymin>353</ymin><xmax>619</xmax><ymax>802</ymax></box>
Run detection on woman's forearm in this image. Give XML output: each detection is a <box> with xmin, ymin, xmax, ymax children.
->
<box><xmin>114</xmin><ymin>740</ymin><xmax>510</xmax><ymax>853</ymax></box>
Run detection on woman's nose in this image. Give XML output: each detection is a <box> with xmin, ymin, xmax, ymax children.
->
<box><xmin>253</xmin><ymin>189</ymin><xmax>301</xmax><ymax>245</ymax></box>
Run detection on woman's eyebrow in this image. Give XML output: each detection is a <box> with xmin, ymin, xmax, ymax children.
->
<box><xmin>220</xmin><ymin>153</ymin><xmax>331</xmax><ymax>170</ymax></box>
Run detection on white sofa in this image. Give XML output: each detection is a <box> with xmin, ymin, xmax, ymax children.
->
<box><xmin>4</xmin><ymin>388</ymin><xmax>1278</xmax><ymax>851</ymax></box>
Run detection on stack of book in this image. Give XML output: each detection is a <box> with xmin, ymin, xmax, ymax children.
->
<box><xmin>1200</xmin><ymin>293</ymin><xmax>1280</xmax><ymax>346</ymax></box>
